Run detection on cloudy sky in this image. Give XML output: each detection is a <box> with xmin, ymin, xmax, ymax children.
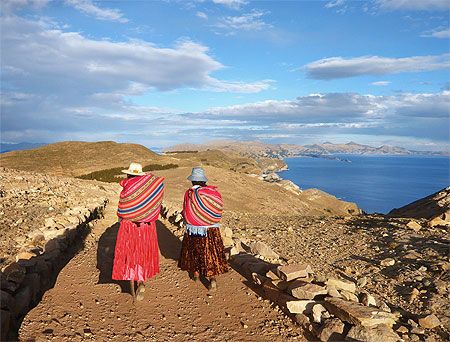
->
<box><xmin>1</xmin><ymin>0</ymin><xmax>449</xmax><ymax>150</ymax></box>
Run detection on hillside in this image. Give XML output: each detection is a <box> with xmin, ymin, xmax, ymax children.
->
<box><xmin>0</xmin><ymin>141</ymin><xmax>172</xmax><ymax>177</ymax></box>
<box><xmin>389</xmin><ymin>187</ymin><xmax>450</xmax><ymax>225</ymax></box>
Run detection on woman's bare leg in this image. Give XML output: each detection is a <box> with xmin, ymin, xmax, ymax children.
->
<box><xmin>208</xmin><ymin>277</ymin><xmax>217</xmax><ymax>291</ymax></box>
<box><xmin>130</xmin><ymin>279</ymin><xmax>136</xmax><ymax>301</ymax></box>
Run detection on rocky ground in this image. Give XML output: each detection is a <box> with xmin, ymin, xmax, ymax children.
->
<box><xmin>221</xmin><ymin>211</ymin><xmax>449</xmax><ymax>341</ymax></box>
<box><xmin>0</xmin><ymin>167</ymin><xmax>119</xmax><ymax>268</ymax></box>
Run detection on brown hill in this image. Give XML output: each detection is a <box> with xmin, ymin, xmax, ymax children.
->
<box><xmin>0</xmin><ymin>141</ymin><xmax>168</xmax><ymax>177</ymax></box>
<box><xmin>389</xmin><ymin>186</ymin><xmax>450</xmax><ymax>220</ymax></box>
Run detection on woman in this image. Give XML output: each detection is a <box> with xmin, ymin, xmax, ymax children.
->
<box><xmin>178</xmin><ymin>167</ymin><xmax>228</xmax><ymax>291</ymax></box>
<box><xmin>112</xmin><ymin>162</ymin><xmax>164</xmax><ymax>301</ymax></box>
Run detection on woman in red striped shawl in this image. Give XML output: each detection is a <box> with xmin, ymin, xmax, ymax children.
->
<box><xmin>178</xmin><ymin>167</ymin><xmax>228</xmax><ymax>291</ymax></box>
<box><xmin>112</xmin><ymin>162</ymin><xmax>164</xmax><ymax>301</ymax></box>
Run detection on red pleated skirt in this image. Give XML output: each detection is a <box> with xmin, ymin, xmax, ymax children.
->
<box><xmin>112</xmin><ymin>220</ymin><xmax>160</xmax><ymax>281</ymax></box>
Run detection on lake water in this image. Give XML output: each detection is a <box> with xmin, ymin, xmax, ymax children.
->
<box><xmin>279</xmin><ymin>155</ymin><xmax>450</xmax><ymax>214</ymax></box>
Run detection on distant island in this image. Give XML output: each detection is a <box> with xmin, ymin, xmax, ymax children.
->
<box><xmin>165</xmin><ymin>140</ymin><xmax>450</xmax><ymax>159</ymax></box>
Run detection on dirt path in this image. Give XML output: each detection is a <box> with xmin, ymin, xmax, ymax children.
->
<box><xmin>19</xmin><ymin>201</ymin><xmax>304</xmax><ymax>341</ymax></box>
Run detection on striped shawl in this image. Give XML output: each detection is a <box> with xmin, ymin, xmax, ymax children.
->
<box><xmin>117</xmin><ymin>174</ymin><xmax>164</xmax><ymax>222</ymax></box>
<box><xmin>183</xmin><ymin>185</ymin><xmax>223</xmax><ymax>226</ymax></box>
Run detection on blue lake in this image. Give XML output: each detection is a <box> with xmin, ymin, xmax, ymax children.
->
<box><xmin>279</xmin><ymin>155</ymin><xmax>450</xmax><ymax>214</ymax></box>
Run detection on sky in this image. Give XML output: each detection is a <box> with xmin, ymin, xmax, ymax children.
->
<box><xmin>1</xmin><ymin>0</ymin><xmax>449</xmax><ymax>150</ymax></box>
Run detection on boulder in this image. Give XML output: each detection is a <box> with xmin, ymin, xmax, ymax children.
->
<box><xmin>345</xmin><ymin>324</ymin><xmax>401</xmax><ymax>342</ymax></box>
<box><xmin>360</xmin><ymin>292</ymin><xmax>377</xmax><ymax>307</ymax></box>
<box><xmin>317</xmin><ymin>318</ymin><xmax>345</xmax><ymax>341</ymax></box>
<box><xmin>2</xmin><ymin>262</ymin><xmax>26</xmax><ymax>285</ymax></box>
<box><xmin>286</xmin><ymin>300</ymin><xmax>318</xmax><ymax>314</ymax></box>
<box><xmin>341</xmin><ymin>290</ymin><xmax>359</xmax><ymax>302</ymax></box>
<box><xmin>312</xmin><ymin>303</ymin><xmax>327</xmax><ymax>323</ymax></box>
<box><xmin>418</xmin><ymin>314</ymin><xmax>441</xmax><ymax>329</ymax></box>
<box><xmin>288</xmin><ymin>280</ymin><xmax>327</xmax><ymax>300</ymax></box>
<box><xmin>278</xmin><ymin>263</ymin><xmax>313</xmax><ymax>281</ymax></box>
<box><xmin>249</xmin><ymin>241</ymin><xmax>279</xmax><ymax>259</ymax></box>
<box><xmin>324</xmin><ymin>297</ymin><xmax>397</xmax><ymax>327</ymax></box>
<box><xmin>406</xmin><ymin>220</ymin><xmax>422</xmax><ymax>232</ymax></box>
<box><xmin>326</xmin><ymin>278</ymin><xmax>356</xmax><ymax>293</ymax></box>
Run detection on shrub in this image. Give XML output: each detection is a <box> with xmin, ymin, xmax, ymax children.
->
<box><xmin>77</xmin><ymin>163</ymin><xmax>178</xmax><ymax>183</ymax></box>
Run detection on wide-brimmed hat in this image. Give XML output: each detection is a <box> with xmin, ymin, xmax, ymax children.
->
<box><xmin>122</xmin><ymin>162</ymin><xmax>146</xmax><ymax>176</ymax></box>
<box><xmin>187</xmin><ymin>167</ymin><xmax>208</xmax><ymax>182</ymax></box>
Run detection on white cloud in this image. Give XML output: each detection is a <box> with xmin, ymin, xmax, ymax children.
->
<box><xmin>325</xmin><ymin>0</ymin><xmax>345</xmax><ymax>9</ymax></box>
<box><xmin>64</xmin><ymin>0</ymin><xmax>128</xmax><ymax>23</ymax></box>
<box><xmin>215</xmin><ymin>10</ymin><xmax>272</xmax><ymax>33</ymax></box>
<box><xmin>370</xmin><ymin>81</ymin><xmax>391</xmax><ymax>86</ymax></box>
<box><xmin>305</xmin><ymin>54</ymin><xmax>450</xmax><ymax>79</ymax></box>
<box><xmin>212</xmin><ymin>0</ymin><xmax>248</xmax><ymax>10</ymax></box>
<box><xmin>196</xmin><ymin>11</ymin><xmax>208</xmax><ymax>19</ymax></box>
<box><xmin>201</xmin><ymin>91</ymin><xmax>450</xmax><ymax>121</ymax></box>
<box><xmin>376</xmin><ymin>0</ymin><xmax>450</xmax><ymax>11</ymax></box>
<box><xmin>421</xmin><ymin>27</ymin><xmax>450</xmax><ymax>39</ymax></box>
<box><xmin>1</xmin><ymin>15</ymin><xmax>268</xmax><ymax>94</ymax></box>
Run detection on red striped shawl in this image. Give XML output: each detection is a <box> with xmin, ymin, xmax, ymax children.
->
<box><xmin>117</xmin><ymin>174</ymin><xmax>164</xmax><ymax>222</ymax></box>
<box><xmin>182</xmin><ymin>185</ymin><xmax>223</xmax><ymax>226</ymax></box>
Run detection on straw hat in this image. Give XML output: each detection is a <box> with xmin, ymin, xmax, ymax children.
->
<box><xmin>187</xmin><ymin>167</ymin><xmax>208</xmax><ymax>182</ymax></box>
<box><xmin>122</xmin><ymin>162</ymin><xmax>146</xmax><ymax>176</ymax></box>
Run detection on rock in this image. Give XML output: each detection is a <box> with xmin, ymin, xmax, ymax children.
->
<box><xmin>411</xmin><ymin>327</ymin><xmax>425</xmax><ymax>335</ymax></box>
<box><xmin>418</xmin><ymin>314</ymin><xmax>441</xmax><ymax>329</ymax></box>
<box><xmin>428</xmin><ymin>216</ymin><xmax>447</xmax><ymax>227</ymax></box>
<box><xmin>396</xmin><ymin>326</ymin><xmax>408</xmax><ymax>334</ymax></box>
<box><xmin>266</xmin><ymin>269</ymin><xmax>280</xmax><ymax>281</ymax></box>
<box><xmin>288</xmin><ymin>280</ymin><xmax>327</xmax><ymax>300</ymax></box>
<box><xmin>222</xmin><ymin>236</ymin><xmax>234</xmax><ymax>248</ymax></box>
<box><xmin>44</xmin><ymin>217</ymin><xmax>56</xmax><ymax>228</ymax></box>
<box><xmin>340</xmin><ymin>290</ymin><xmax>359</xmax><ymax>302</ymax></box>
<box><xmin>327</xmin><ymin>286</ymin><xmax>343</xmax><ymax>298</ymax></box>
<box><xmin>317</xmin><ymin>318</ymin><xmax>344</xmax><ymax>342</ymax></box>
<box><xmin>44</xmin><ymin>239</ymin><xmax>61</xmax><ymax>253</ymax></box>
<box><xmin>380</xmin><ymin>258</ymin><xmax>395</xmax><ymax>267</ymax></box>
<box><xmin>325</xmin><ymin>278</ymin><xmax>356</xmax><ymax>293</ymax></box>
<box><xmin>2</xmin><ymin>262</ymin><xmax>26</xmax><ymax>285</ymax></box>
<box><xmin>1</xmin><ymin>309</ymin><xmax>10</xmax><ymax>341</ymax></box>
<box><xmin>360</xmin><ymin>292</ymin><xmax>377</xmax><ymax>307</ymax></box>
<box><xmin>294</xmin><ymin>313</ymin><xmax>310</xmax><ymax>326</ymax></box>
<box><xmin>15</xmin><ymin>251</ymin><xmax>36</xmax><ymax>262</ymax></box>
<box><xmin>379</xmin><ymin>301</ymin><xmax>391</xmax><ymax>313</ymax></box>
<box><xmin>323</xmin><ymin>297</ymin><xmax>397</xmax><ymax>327</ymax></box>
<box><xmin>249</xmin><ymin>241</ymin><xmax>279</xmax><ymax>259</ymax></box>
<box><xmin>357</xmin><ymin>276</ymin><xmax>367</xmax><ymax>288</ymax></box>
<box><xmin>406</xmin><ymin>220</ymin><xmax>422</xmax><ymax>232</ymax></box>
<box><xmin>252</xmin><ymin>273</ymin><xmax>270</xmax><ymax>286</ymax></box>
<box><xmin>346</xmin><ymin>324</ymin><xmax>401</xmax><ymax>342</ymax></box>
<box><xmin>221</xmin><ymin>227</ymin><xmax>233</xmax><ymax>238</ymax></box>
<box><xmin>409</xmin><ymin>288</ymin><xmax>420</xmax><ymax>303</ymax></box>
<box><xmin>286</xmin><ymin>300</ymin><xmax>317</xmax><ymax>314</ymax></box>
<box><xmin>278</xmin><ymin>263</ymin><xmax>313</xmax><ymax>281</ymax></box>
<box><xmin>312</xmin><ymin>303</ymin><xmax>327</xmax><ymax>323</ymax></box>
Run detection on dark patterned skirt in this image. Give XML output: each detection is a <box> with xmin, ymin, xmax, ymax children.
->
<box><xmin>178</xmin><ymin>227</ymin><xmax>228</xmax><ymax>277</ymax></box>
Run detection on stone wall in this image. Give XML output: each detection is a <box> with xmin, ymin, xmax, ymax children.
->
<box><xmin>0</xmin><ymin>168</ymin><xmax>118</xmax><ymax>341</ymax></box>
<box><xmin>1</xmin><ymin>201</ymin><xmax>108</xmax><ymax>341</ymax></box>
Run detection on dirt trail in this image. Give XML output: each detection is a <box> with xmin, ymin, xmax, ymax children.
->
<box><xmin>19</xmin><ymin>200</ymin><xmax>304</xmax><ymax>341</ymax></box>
